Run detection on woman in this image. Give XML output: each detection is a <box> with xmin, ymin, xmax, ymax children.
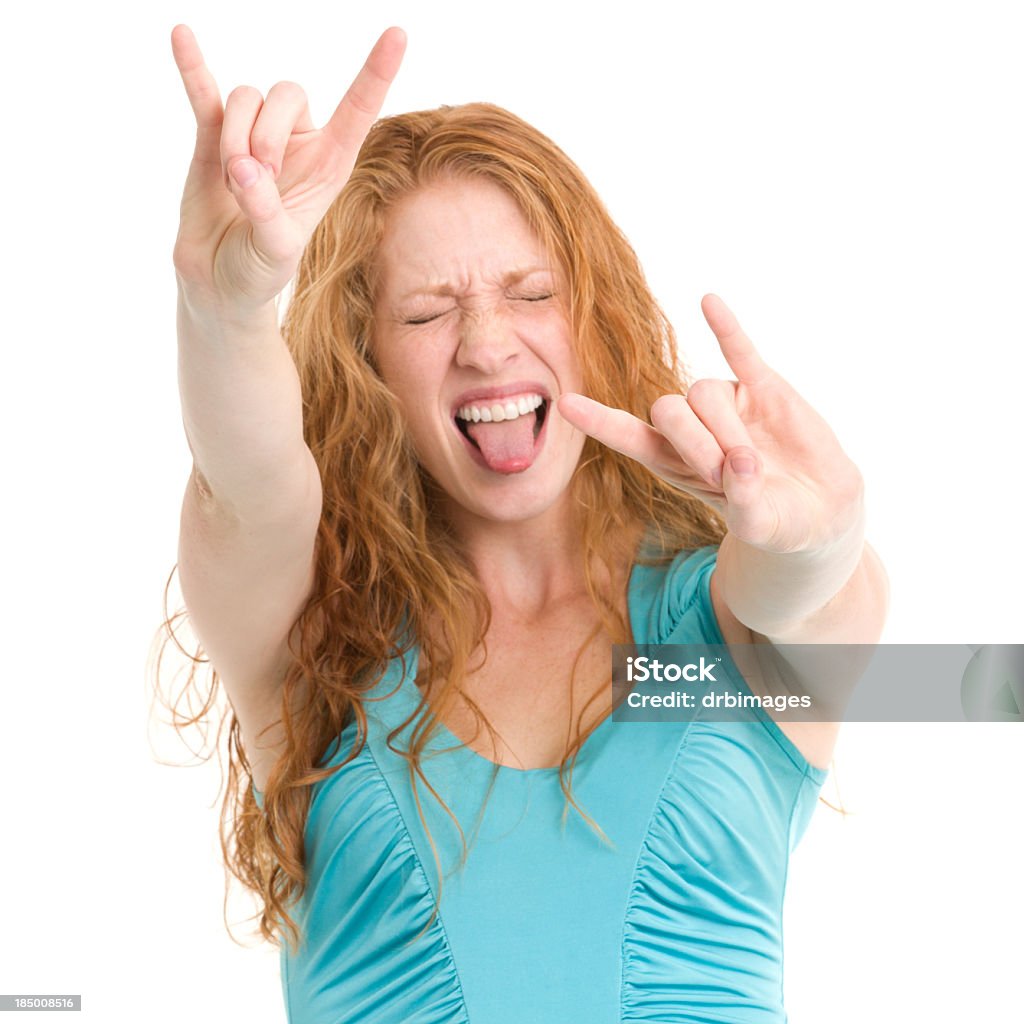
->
<box><xmin>165</xmin><ymin>22</ymin><xmax>888</xmax><ymax>1023</ymax></box>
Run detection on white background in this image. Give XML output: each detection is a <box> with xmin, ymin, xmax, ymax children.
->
<box><xmin>1</xmin><ymin>1</ymin><xmax>1020</xmax><ymax>1021</ymax></box>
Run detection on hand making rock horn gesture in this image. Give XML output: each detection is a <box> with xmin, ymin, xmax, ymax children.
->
<box><xmin>170</xmin><ymin>24</ymin><xmax>407</xmax><ymax>312</ymax></box>
<box><xmin>558</xmin><ymin>294</ymin><xmax>867</xmax><ymax>558</ymax></box>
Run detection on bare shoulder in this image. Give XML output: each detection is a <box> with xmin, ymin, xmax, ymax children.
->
<box><xmin>709</xmin><ymin>565</ymin><xmax>839</xmax><ymax>771</ymax></box>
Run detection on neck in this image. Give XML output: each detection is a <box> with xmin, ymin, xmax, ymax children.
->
<box><xmin>436</xmin><ymin>492</ymin><xmax>646</xmax><ymax>624</ymax></box>
<box><xmin>442</xmin><ymin>494</ymin><xmax>585</xmax><ymax>618</ymax></box>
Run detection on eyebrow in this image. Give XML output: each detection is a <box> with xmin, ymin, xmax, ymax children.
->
<box><xmin>396</xmin><ymin>266</ymin><xmax>553</xmax><ymax>302</ymax></box>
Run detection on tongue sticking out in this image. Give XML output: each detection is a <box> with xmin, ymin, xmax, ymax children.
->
<box><xmin>465</xmin><ymin>412</ymin><xmax>538</xmax><ymax>473</ymax></box>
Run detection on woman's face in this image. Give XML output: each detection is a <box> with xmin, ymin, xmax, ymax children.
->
<box><xmin>372</xmin><ymin>176</ymin><xmax>586</xmax><ymax>525</ymax></box>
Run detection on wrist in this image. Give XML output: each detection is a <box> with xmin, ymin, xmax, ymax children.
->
<box><xmin>718</xmin><ymin>512</ymin><xmax>868</xmax><ymax>636</ymax></box>
<box><xmin>176</xmin><ymin>277</ymin><xmax>281</xmax><ymax>334</ymax></box>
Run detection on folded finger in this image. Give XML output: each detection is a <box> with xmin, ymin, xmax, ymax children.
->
<box><xmin>683</xmin><ymin>378</ymin><xmax>756</xmax><ymax>460</ymax></box>
<box><xmin>220</xmin><ymin>85</ymin><xmax>264</xmax><ymax>191</ymax></box>
<box><xmin>250</xmin><ymin>81</ymin><xmax>314</xmax><ymax>179</ymax></box>
<box><xmin>650</xmin><ymin>393</ymin><xmax>726</xmax><ymax>488</ymax></box>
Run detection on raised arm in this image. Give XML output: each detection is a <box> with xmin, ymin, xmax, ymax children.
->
<box><xmin>558</xmin><ymin>294</ymin><xmax>889</xmax><ymax>768</ymax></box>
<box><xmin>169</xmin><ymin>24</ymin><xmax>406</xmax><ymax>791</ymax></box>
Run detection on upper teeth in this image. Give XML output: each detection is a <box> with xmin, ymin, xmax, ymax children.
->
<box><xmin>456</xmin><ymin>393</ymin><xmax>544</xmax><ymax>423</ymax></box>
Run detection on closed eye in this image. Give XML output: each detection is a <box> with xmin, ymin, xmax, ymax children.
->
<box><xmin>403</xmin><ymin>293</ymin><xmax>554</xmax><ymax>324</ymax></box>
<box><xmin>403</xmin><ymin>310</ymin><xmax>451</xmax><ymax>325</ymax></box>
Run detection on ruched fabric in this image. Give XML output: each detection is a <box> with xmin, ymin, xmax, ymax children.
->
<box><xmin>254</xmin><ymin>546</ymin><xmax>828</xmax><ymax>1023</ymax></box>
<box><xmin>262</xmin><ymin>721</ymin><xmax>470</xmax><ymax>1024</ymax></box>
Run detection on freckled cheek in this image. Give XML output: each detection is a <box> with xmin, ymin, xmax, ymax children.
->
<box><xmin>539</xmin><ymin>328</ymin><xmax>583</xmax><ymax>389</ymax></box>
<box><xmin>383</xmin><ymin>363</ymin><xmax>450</xmax><ymax>434</ymax></box>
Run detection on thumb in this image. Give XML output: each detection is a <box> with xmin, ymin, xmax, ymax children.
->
<box><xmin>225</xmin><ymin>156</ymin><xmax>298</xmax><ymax>263</ymax></box>
<box><xmin>721</xmin><ymin>446</ymin><xmax>770</xmax><ymax>537</ymax></box>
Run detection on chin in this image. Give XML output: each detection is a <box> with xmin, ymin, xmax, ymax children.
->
<box><xmin>437</xmin><ymin>470</ymin><xmax>579</xmax><ymax>526</ymax></box>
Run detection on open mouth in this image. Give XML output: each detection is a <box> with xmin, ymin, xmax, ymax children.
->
<box><xmin>454</xmin><ymin>397</ymin><xmax>548</xmax><ymax>450</ymax></box>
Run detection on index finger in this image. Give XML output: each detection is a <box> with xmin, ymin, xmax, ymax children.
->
<box><xmin>322</xmin><ymin>26</ymin><xmax>407</xmax><ymax>158</ymax></box>
<box><xmin>171</xmin><ymin>24</ymin><xmax>223</xmax><ymax>160</ymax></box>
<box><xmin>558</xmin><ymin>393</ymin><xmax>680</xmax><ymax>467</ymax></box>
<box><xmin>700</xmin><ymin>293</ymin><xmax>775</xmax><ymax>387</ymax></box>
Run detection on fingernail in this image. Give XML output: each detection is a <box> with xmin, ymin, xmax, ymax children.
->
<box><xmin>731</xmin><ymin>455</ymin><xmax>756</xmax><ymax>476</ymax></box>
<box><xmin>230</xmin><ymin>158</ymin><xmax>259</xmax><ymax>188</ymax></box>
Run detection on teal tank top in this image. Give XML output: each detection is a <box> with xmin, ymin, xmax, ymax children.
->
<box><xmin>254</xmin><ymin>545</ymin><xmax>828</xmax><ymax>1022</ymax></box>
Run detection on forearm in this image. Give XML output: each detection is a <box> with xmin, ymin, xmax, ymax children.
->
<box><xmin>715</xmin><ymin>514</ymin><xmax>887</xmax><ymax>643</ymax></box>
<box><xmin>176</xmin><ymin>284</ymin><xmax>312</xmax><ymax>522</ymax></box>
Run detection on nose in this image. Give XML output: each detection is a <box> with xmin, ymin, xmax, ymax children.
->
<box><xmin>454</xmin><ymin>307</ymin><xmax>520</xmax><ymax>374</ymax></box>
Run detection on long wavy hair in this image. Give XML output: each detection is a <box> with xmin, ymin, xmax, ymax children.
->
<box><xmin>152</xmin><ymin>101</ymin><xmax>728</xmax><ymax>958</ymax></box>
